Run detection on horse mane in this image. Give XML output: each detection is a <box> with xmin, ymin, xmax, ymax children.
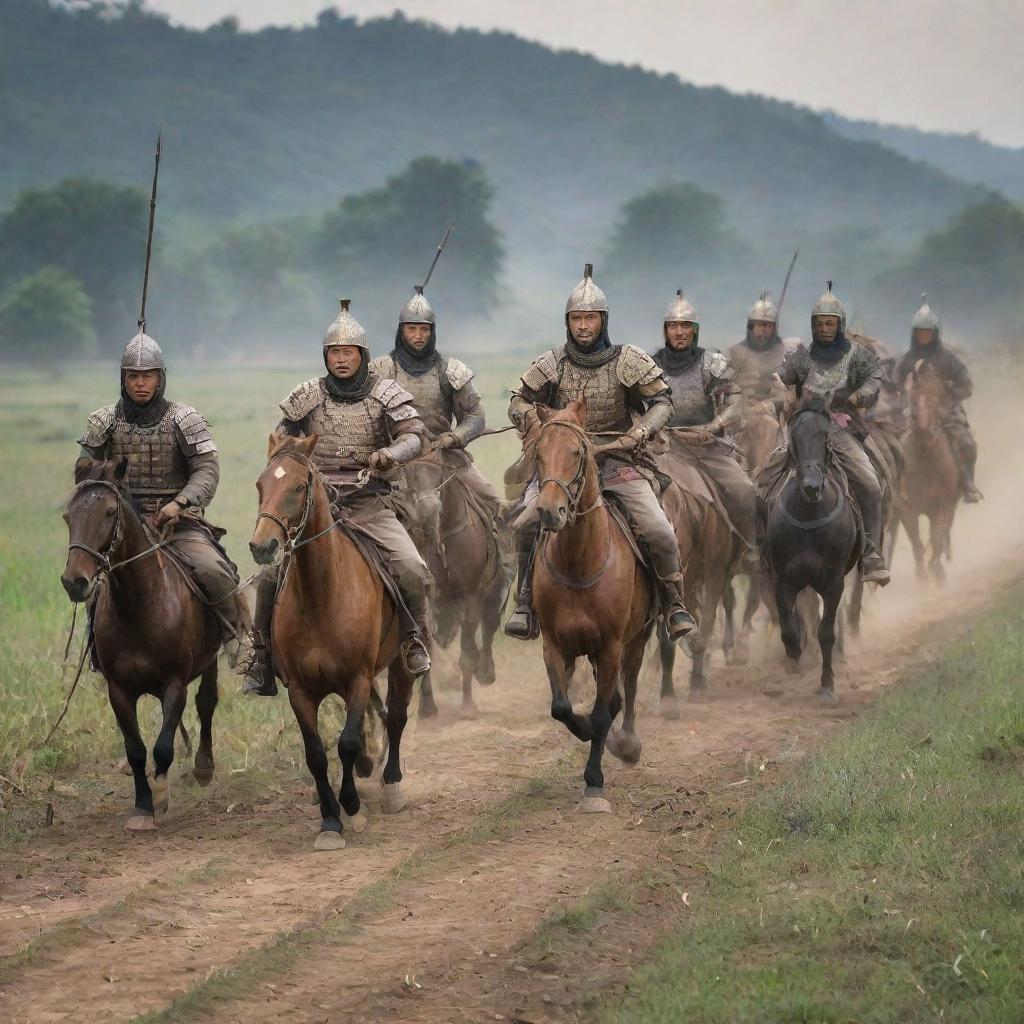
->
<box><xmin>794</xmin><ymin>393</ymin><xmax>829</xmax><ymax>418</ymax></box>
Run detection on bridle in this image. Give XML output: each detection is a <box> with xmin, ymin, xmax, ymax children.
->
<box><xmin>256</xmin><ymin>450</ymin><xmax>342</xmax><ymax>554</ymax></box>
<box><xmin>535</xmin><ymin>420</ymin><xmax>604</xmax><ymax>527</ymax></box>
<box><xmin>781</xmin><ymin>406</ymin><xmax>847</xmax><ymax>531</ymax></box>
<box><xmin>787</xmin><ymin>404</ymin><xmax>830</xmax><ymax>500</ymax></box>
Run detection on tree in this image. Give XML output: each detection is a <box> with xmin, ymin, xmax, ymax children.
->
<box><xmin>0</xmin><ymin>267</ymin><xmax>95</xmax><ymax>363</ymax></box>
<box><xmin>0</xmin><ymin>178</ymin><xmax>147</xmax><ymax>352</ymax></box>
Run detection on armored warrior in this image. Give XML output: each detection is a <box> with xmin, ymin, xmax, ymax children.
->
<box><xmin>241</xmin><ymin>300</ymin><xmax>432</xmax><ymax>696</ymax></box>
<box><xmin>775</xmin><ymin>283</ymin><xmax>891</xmax><ymax>585</ymax></box>
<box><xmin>652</xmin><ymin>291</ymin><xmax>759</xmax><ymax>568</ymax></box>
<box><xmin>893</xmin><ymin>295</ymin><xmax>981</xmax><ymax>503</ymax></box>
<box><xmin>727</xmin><ymin>292</ymin><xmax>802</xmax><ymax>407</ymax></box>
<box><xmin>369</xmin><ymin>285</ymin><xmax>502</xmax><ymax>519</ymax></box>
<box><xmin>77</xmin><ymin>331</ymin><xmax>249</xmax><ymax>655</ymax></box>
<box><xmin>504</xmin><ymin>265</ymin><xmax>696</xmax><ymax>642</ymax></box>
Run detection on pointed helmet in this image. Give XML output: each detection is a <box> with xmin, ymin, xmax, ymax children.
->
<box><xmin>565</xmin><ymin>263</ymin><xmax>608</xmax><ymax>316</ymax></box>
<box><xmin>323</xmin><ymin>298</ymin><xmax>369</xmax><ymax>353</ymax></box>
<box><xmin>747</xmin><ymin>290</ymin><xmax>778</xmax><ymax>324</ymax></box>
<box><xmin>399</xmin><ymin>285</ymin><xmax>435</xmax><ymax>326</ymax></box>
<box><xmin>664</xmin><ymin>289</ymin><xmax>698</xmax><ymax>324</ymax></box>
<box><xmin>811</xmin><ymin>280</ymin><xmax>847</xmax><ymax>331</ymax></box>
<box><xmin>120</xmin><ymin>328</ymin><xmax>166</xmax><ymax>371</ymax></box>
<box><xmin>911</xmin><ymin>293</ymin><xmax>941</xmax><ymax>337</ymax></box>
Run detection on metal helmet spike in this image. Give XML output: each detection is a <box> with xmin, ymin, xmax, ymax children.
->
<box><xmin>910</xmin><ymin>292</ymin><xmax>941</xmax><ymax>337</ymax></box>
<box><xmin>565</xmin><ymin>262</ymin><xmax>609</xmax><ymax>316</ymax></box>
<box><xmin>811</xmin><ymin>279</ymin><xmax>847</xmax><ymax>330</ymax></box>
<box><xmin>747</xmin><ymin>290</ymin><xmax>778</xmax><ymax>324</ymax></box>
<box><xmin>399</xmin><ymin>284</ymin><xmax>435</xmax><ymax>326</ymax></box>
<box><xmin>323</xmin><ymin>298</ymin><xmax>369</xmax><ymax>352</ymax></box>
<box><xmin>664</xmin><ymin>289</ymin><xmax>698</xmax><ymax>324</ymax></box>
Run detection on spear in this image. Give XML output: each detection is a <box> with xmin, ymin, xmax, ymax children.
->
<box><xmin>421</xmin><ymin>221</ymin><xmax>455</xmax><ymax>291</ymax></box>
<box><xmin>138</xmin><ymin>132</ymin><xmax>162</xmax><ymax>332</ymax></box>
<box><xmin>775</xmin><ymin>247</ymin><xmax>799</xmax><ymax>334</ymax></box>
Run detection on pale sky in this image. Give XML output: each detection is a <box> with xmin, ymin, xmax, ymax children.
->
<box><xmin>145</xmin><ymin>0</ymin><xmax>1024</xmax><ymax>148</ymax></box>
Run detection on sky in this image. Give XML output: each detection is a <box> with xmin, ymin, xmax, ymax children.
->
<box><xmin>145</xmin><ymin>0</ymin><xmax>1024</xmax><ymax>149</ymax></box>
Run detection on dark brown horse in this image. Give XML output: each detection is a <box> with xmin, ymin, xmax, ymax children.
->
<box><xmin>249</xmin><ymin>434</ymin><xmax>415</xmax><ymax>851</ymax></box>
<box><xmin>397</xmin><ymin>451</ymin><xmax>510</xmax><ymax>720</ymax></box>
<box><xmin>531</xmin><ymin>397</ymin><xmax>655</xmax><ymax>812</ymax></box>
<box><xmin>898</xmin><ymin>359</ymin><xmax>960</xmax><ymax>583</ymax></box>
<box><xmin>61</xmin><ymin>457</ymin><xmax>225</xmax><ymax>830</ymax></box>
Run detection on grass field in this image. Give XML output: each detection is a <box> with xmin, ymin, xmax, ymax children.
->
<box><xmin>0</xmin><ymin>360</ymin><xmax>524</xmax><ymax>834</ymax></box>
<box><xmin>594</xmin><ymin>581</ymin><xmax>1024</xmax><ymax>1024</ymax></box>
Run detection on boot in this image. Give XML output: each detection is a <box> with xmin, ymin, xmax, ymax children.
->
<box><xmin>216</xmin><ymin>593</ymin><xmax>251</xmax><ymax>670</ymax></box>
<box><xmin>960</xmin><ymin>459</ymin><xmax>983</xmax><ymax>503</ymax></box>
<box><xmin>859</xmin><ymin>547</ymin><xmax>891</xmax><ymax>586</ymax></box>
<box><xmin>504</xmin><ymin>530</ymin><xmax>539</xmax><ymax>640</ymax></box>
<box><xmin>658</xmin><ymin>575</ymin><xmax>697</xmax><ymax>643</ymax></box>
<box><xmin>241</xmin><ymin>570</ymin><xmax>278</xmax><ymax>696</ymax></box>
<box><xmin>398</xmin><ymin>577</ymin><xmax>432</xmax><ymax>677</ymax></box>
<box><xmin>856</xmin><ymin>493</ymin><xmax>891</xmax><ymax>587</ymax></box>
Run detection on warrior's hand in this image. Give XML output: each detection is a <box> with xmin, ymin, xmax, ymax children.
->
<box><xmin>694</xmin><ymin>420</ymin><xmax>721</xmax><ymax>444</ymax></box>
<box><xmin>618</xmin><ymin>426</ymin><xmax>650</xmax><ymax>451</ymax></box>
<box><xmin>437</xmin><ymin>432</ymin><xmax>462</xmax><ymax>451</ymax></box>
<box><xmin>845</xmin><ymin>392</ymin><xmax>861</xmax><ymax>409</ymax></box>
<box><xmin>517</xmin><ymin>408</ymin><xmax>540</xmax><ymax>438</ymax></box>
<box><xmin>156</xmin><ymin>499</ymin><xmax>184</xmax><ymax>527</ymax></box>
<box><xmin>368</xmin><ymin>449</ymin><xmax>396</xmax><ymax>473</ymax></box>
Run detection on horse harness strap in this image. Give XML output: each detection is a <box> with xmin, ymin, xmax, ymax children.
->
<box><xmin>778</xmin><ymin>473</ymin><xmax>848</xmax><ymax>531</ymax></box>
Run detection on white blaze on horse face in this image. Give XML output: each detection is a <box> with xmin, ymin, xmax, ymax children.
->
<box><xmin>274</xmin><ymin>466</ymin><xmax>287</xmax><ymax>480</ymax></box>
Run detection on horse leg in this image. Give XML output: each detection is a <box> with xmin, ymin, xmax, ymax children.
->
<box><xmin>381</xmin><ymin>663</ymin><xmax>414</xmax><ymax>814</ymax></box>
<box><xmin>289</xmin><ymin>688</ymin><xmax>345</xmax><ymax>850</ymax></box>
<box><xmin>775</xmin><ymin>580</ymin><xmax>802</xmax><ymax>673</ymax></box>
<box><xmin>109</xmin><ymin>684</ymin><xmax>155</xmax><ymax>830</ymax></box>
<box><xmin>459</xmin><ymin>601</ymin><xmax>483</xmax><ymax>720</ymax></box>
<box><xmin>691</xmin><ymin>567</ymin><xmax>726</xmax><ymax>697</ymax></box>
<box><xmin>846</xmin><ymin>574</ymin><xmax>863</xmax><ymax>640</ymax></box>
<box><xmin>477</xmin><ymin>570</ymin><xmax>506</xmax><ymax>686</ymax></box>
<box><xmin>817</xmin><ymin>581</ymin><xmax>843</xmax><ymax>705</ymax></box>
<box><xmin>608</xmin><ymin>632</ymin><xmax>647</xmax><ymax>765</ymax></box>
<box><xmin>579</xmin><ymin>646</ymin><xmax>621</xmax><ymax>813</ymax></box>
<box><xmin>151</xmin><ymin>679</ymin><xmax>187</xmax><ymax>819</ymax></box>
<box><xmin>337</xmin><ymin>687</ymin><xmax>369</xmax><ymax>835</ymax></box>
<box><xmin>734</xmin><ymin>576</ymin><xmax>760</xmax><ymax>666</ymax></box>
<box><xmin>417</xmin><ymin>669</ymin><xmax>438</xmax><ymax>721</ymax></box>
<box><xmin>903</xmin><ymin>511</ymin><xmax>927</xmax><ymax>582</ymax></box>
<box><xmin>721</xmin><ymin>579</ymin><xmax>736</xmax><ymax>663</ymax></box>
<box><xmin>929</xmin><ymin>506</ymin><xmax>954</xmax><ymax>584</ymax></box>
<box><xmin>192</xmin><ymin>663</ymin><xmax>218</xmax><ymax>786</ymax></box>
<box><xmin>545</xmin><ymin>641</ymin><xmax>592</xmax><ymax>742</ymax></box>
<box><xmin>658</xmin><ymin>619</ymin><xmax>680</xmax><ymax>720</ymax></box>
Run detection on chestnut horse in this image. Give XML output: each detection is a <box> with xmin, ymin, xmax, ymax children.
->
<box><xmin>899</xmin><ymin>359</ymin><xmax>960</xmax><ymax>583</ymax></box>
<box><xmin>249</xmin><ymin>434</ymin><xmax>415</xmax><ymax>851</ymax></box>
<box><xmin>397</xmin><ymin>451</ymin><xmax>511</xmax><ymax>719</ymax></box>
<box><xmin>61</xmin><ymin>457</ymin><xmax>226</xmax><ymax>830</ymax></box>
<box><xmin>531</xmin><ymin>397</ymin><xmax>655</xmax><ymax>813</ymax></box>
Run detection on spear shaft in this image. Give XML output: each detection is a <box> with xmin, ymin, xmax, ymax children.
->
<box><xmin>775</xmin><ymin>247</ymin><xmax>799</xmax><ymax>333</ymax></box>
<box><xmin>421</xmin><ymin>221</ymin><xmax>455</xmax><ymax>291</ymax></box>
<box><xmin>138</xmin><ymin>133</ymin><xmax>162</xmax><ymax>331</ymax></box>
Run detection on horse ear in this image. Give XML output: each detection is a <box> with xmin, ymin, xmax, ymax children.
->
<box><xmin>267</xmin><ymin>432</ymin><xmax>281</xmax><ymax>456</ymax></box>
<box><xmin>535</xmin><ymin>406</ymin><xmax>552</xmax><ymax>423</ymax></box>
<box><xmin>299</xmin><ymin>433</ymin><xmax>318</xmax><ymax>455</ymax></box>
<box><xmin>108</xmin><ymin>456</ymin><xmax>129</xmax><ymax>483</ymax></box>
<box><xmin>74</xmin><ymin>456</ymin><xmax>95</xmax><ymax>484</ymax></box>
<box><xmin>567</xmin><ymin>395</ymin><xmax>588</xmax><ymax>422</ymax></box>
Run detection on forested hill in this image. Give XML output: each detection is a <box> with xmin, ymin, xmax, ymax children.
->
<box><xmin>0</xmin><ymin>0</ymin><xmax>990</xmax><ymax>279</ymax></box>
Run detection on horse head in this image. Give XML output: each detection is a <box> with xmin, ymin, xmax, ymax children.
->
<box><xmin>789</xmin><ymin>393</ymin><xmax>831</xmax><ymax>502</ymax></box>
<box><xmin>534</xmin><ymin>396</ymin><xmax>593</xmax><ymax>532</ymax></box>
<box><xmin>61</xmin><ymin>456</ymin><xmax>130</xmax><ymax>602</ymax></box>
<box><xmin>394</xmin><ymin>450</ymin><xmax>444</xmax><ymax>553</ymax></box>
<box><xmin>908</xmin><ymin>359</ymin><xmax>949</xmax><ymax>438</ymax></box>
<box><xmin>250</xmin><ymin>433</ymin><xmax>319</xmax><ymax>564</ymax></box>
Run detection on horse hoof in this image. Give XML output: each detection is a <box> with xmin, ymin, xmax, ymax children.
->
<box><xmin>151</xmin><ymin>775</ymin><xmax>169</xmax><ymax>818</ymax></box>
<box><xmin>785</xmin><ymin>658</ymin><xmax>801</xmax><ymax>676</ymax></box>
<box><xmin>380</xmin><ymin>783</ymin><xmax>407</xmax><ymax>815</ymax></box>
<box><xmin>816</xmin><ymin>688</ymin><xmax>838</xmax><ymax>706</ymax></box>
<box><xmin>125</xmin><ymin>813</ymin><xmax>156</xmax><ymax>831</ymax></box>
<box><xmin>459</xmin><ymin>700</ymin><xmax>480</xmax><ymax>721</ymax></box>
<box><xmin>341</xmin><ymin>808</ymin><xmax>368</xmax><ymax>834</ymax></box>
<box><xmin>477</xmin><ymin>658</ymin><xmax>496</xmax><ymax>686</ymax></box>
<box><xmin>314</xmin><ymin>830</ymin><xmax>346</xmax><ymax>852</ymax></box>
<box><xmin>418</xmin><ymin>700</ymin><xmax>439</xmax><ymax>721</ymax></box>
<box><xmin>577</xmin><ymin>788</ymin><xmax>612</xmax><ymax>814</ymax></box>
<box><xmin>607</xmin><ymin>728</ymin><xmax>642</xmax><ymax>765</ymax></box>
<box><xmin>660</xmin><ymin>695</ymin><xmax>681</xmax><ymax>721</ymax></box>
<box><xmin>687</xmin><ymin>686</ymin><xmax>707</xmax><ymax>703</ymax></box>
<box><xmin>192</xmin><ymin>765</ymin><xmax>214</xmax><ymax>787</ymax></box>
<box><xmin>354</xmin><ymin>754</ymin><xmax>375</xmax><ymax>778</ymax></box>
<box><xmin>116</xmin><ymin>757</ymin><xmax>133</xmax><ymax>777</ymax></box>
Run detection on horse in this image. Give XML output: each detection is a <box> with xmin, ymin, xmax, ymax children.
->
<box><xmin>60</xmin><ymin>457</ymin><xmax>225</xmax><ymax>830</ymax></box>
<box><xmin>396</xmin><ymin>450</ymin><xmax>511</xmax><ymax>720</ymax></box>
<box><xmin>764</xmin><ymin>395</ymin><xmax>859</xmax><ymax>703</ymax></box>
<box><xmin>248</xmin><ymin>434</ymin><xmax>415</xmax><ymax>852</ymax></box>
<box><xmin>531</xmin><ymin>397</ymin><xmax>655</xmax><ymax>812</ymax></box>
<box><xmin>898</xmin><ymin>359</ymin><xmax>960</xmax><ymax>584</ymax></box>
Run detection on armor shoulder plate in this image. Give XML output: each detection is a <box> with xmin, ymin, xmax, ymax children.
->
<box><xmin>280</xmin><ymin>378</ymin><xmax>325</xmax><ymax>422</ymax></box>
<box><xmin>445</xmin><ymin>357</ymin><xmax>475</xmax><ymax>391</ymax></box>
<box><xmin>172</xmin><ymin>403</ymin><xmax>218</xmax><ymax>455</ymax></box>
<box><xmin>705</xmin><ymin>349</ymin><xmax>731</xmax><ymax>381</ymax></box>
<box><xmin>781</xmin><ymin>337</ymin><xmax>804</xmax><ymax>355</ymax></box>
<box><xmin>520</xmin><ymin>348</ymin><xmax>562</xmax><ymax>392</ymax></box>
<box><xmin>371</xmin><ymin>377</ymin><xmax>419</xmax><ymax>422</ymax></box>
<box><xmin>79</xmin><ymin>405</ymin><xmax>117</xmax><ymax>449</ymax></box>
<box><xmin>369</xmin><ymin>354</ymin><xmax>396</xmax><ymax>379</ymax></box>
<box><xmin>617</xmin><ymin>345</ymin><xmax>663</xmax><ymax>388</ymax></box>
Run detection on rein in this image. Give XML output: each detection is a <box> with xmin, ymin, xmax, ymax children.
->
<box><xmin>258</xmin><ymin>450</ymin><xmax>345</xmax><ymax>555</ymax></box>
<box><xmin>536</xmin><ymin>420</ymin><xmax>605</xmax><ymax>526</ymax></box>
<box><xmin>781</xmin><ymin>407</ymin><xmax>847</xmax><ymax>531</ymax></box>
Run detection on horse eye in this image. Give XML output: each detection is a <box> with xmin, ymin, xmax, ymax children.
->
<box><xmin>105</xmin><ymin>507</ymin><xmax>116</xmax><ymax>517</ymax></box>
<box><xmin>295</xmin><ymin>483</ymin><xmax>306</xmax><ymax>493</ymax></box>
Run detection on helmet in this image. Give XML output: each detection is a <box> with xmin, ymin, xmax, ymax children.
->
<box><xmin>747</xmin><ymin>290</ymin><xmax>778</xmax><ymax>324</ymax></box>
<box><xmin>565</xmin><ymin>263</ymin><xmax>608</xmax><ymax>316</ymax></box>
<box><xmin>399</xmin><ymin>285</ymin><xmax>435</xmax><ymax>326</ymax></box>
<box><xmin>120</xmin><ymin>329</ymin><xmax>165</xmax><ymax>371</ymax></box>
<box><xmin>911</xmin><ymin>293</ymin><xmax>941</xmax><ymax>338</ymax></box>
<box><xmin>323</xmin><ymin>298</ymin><xmax>369</xmax><ymax>352</ymax></box>
<box><xmin>664</xmin><ymin>289</ymin><xmax>698</xmax><ymax>324</ymax></box>
<box><xmin>811</xmin><ymin>280</ymin><xmax>847</xmax><ymax>331</ymax></box>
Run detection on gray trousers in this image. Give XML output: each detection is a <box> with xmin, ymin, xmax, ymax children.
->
<box><xmin>830</xmin><ymin>430</ymin><xmax>883</xmax><ymax>553</ymax></box>
<box><xmin>689</xmin><ymin>442</ymin><xmax>758</xmax><ymax>546</ymax></box>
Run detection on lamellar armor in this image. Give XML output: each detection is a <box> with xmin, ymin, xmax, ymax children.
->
<box><xmin>653</xmin><ymin>349</ymin><xmax>733</xmax><ymax>427</ymax></box>
<box><xmin>727</xmin><ymin>337</ymin><xmax>802</xmax><ymax>402</ymax></box>
<box><xmin>778</xmin><ymin>343</ymin><xmax>883</xmax><ymax>413</ymax></box>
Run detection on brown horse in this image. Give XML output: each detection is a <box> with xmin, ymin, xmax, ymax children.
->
<box><xmin>249</xmin><ymin>434</ymin><xmax>415</xmax><ymax>851</ymax></box>
<box><xmin>531</xmin><ymin>397</ymin><xmax>655</xmax><ymax>813</ymax></box>
<box><xmin>398</xmin><ymin>451</ymin><xmax>511</xmax><ymax>720</ymax></box>
<box><xmin>61</xmin><ymin>457</ymin><xmax>224</xmax><ymax>830</ymax></box>
<box><xmin>899</xmin><ymin>360</ymin><xmax>960</xmax><ymax>583</ymax></box>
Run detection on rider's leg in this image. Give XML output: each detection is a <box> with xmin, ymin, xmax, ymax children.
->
<box><xmin>700</xmin><ymin>443</ymin><xmax>759</xmax><ymax>568</ymax></box>
<box><xmin>504</xmin><ymin>481</ymin><xmax>541</xmax><ymax>640</ymax></box>
<box><xmin>603</xmin><ymin>476</ymin><xmax>696</xmax><ymax>641</ymax></box>
<box><xmin>832</xmin><ymin>431</ymin><xmax>890</xmax><ymax>585</ymax></box>
<box><xmin>945</xmin><ymin>418</ymin><xmax>981</xmax><ymax>502</ymax></box>
<box><xmin>459</xmin><ymin>460</ymin><xmax>504</xmax><ymax>518</ymax></box>
<box><xmin>242</xmin><ymin>565</ymin><xmax>279</xmax><ymax>696</ymax></box>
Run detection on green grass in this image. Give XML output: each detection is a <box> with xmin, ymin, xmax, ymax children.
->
<box><xmin>594</xmin><ymin>585</ymin><xmax>1024</xmax><ymax>1024</ymax></box>
<box><xmin>0</xmin><ymin>362</ymin><xmax>523</xmax><ymax>839</ymax></box>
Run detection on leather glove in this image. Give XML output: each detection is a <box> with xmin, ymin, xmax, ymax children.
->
<box><xmin>618</xmin><ymin>425</ymin><xmax>650</xmax><ymax>451</ymax></box>
<box><xmin>437</xmin><ymin>432</ymin><xmax>462</xmax><ymax>450</ymax></box>
<box><xmin>368</xmin><ymin>449</ymin><xmax>396</xmax><ymax>473</ymax></box>
<box><xmin>155</xmin><ymin>499</ymin><xmax>184</xmax><ymax>527</ymax></box>
<box><xmin>517</xmin><ymin>407</ymin><xmax>540</xmax><ymax>439</ymax></box>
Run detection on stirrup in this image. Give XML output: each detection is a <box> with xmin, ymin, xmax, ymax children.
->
<box><xmin>859</xmin><ymin>557</ymin><xmax>891</xmax><ymax>587</ymax></box>
<box><xmin>504</xmin><ymin>604</ymin><xmax>539</xmax><ymax>641</ymax></box>
<box><xmin>666</xmin><ymin>607</ymin><xmax>697</xmax><ymax>642</ymax></box>
<box><xmin>401</xmin><ymin>635</ymin><xmax>431</xmax><ymax>677</ymax></box>
<box><xmin>240</xmin><ymin>642</ymin><xmax>278</xmax><ymax>696</ymax></box>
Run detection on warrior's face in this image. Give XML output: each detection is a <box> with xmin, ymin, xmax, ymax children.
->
<box><xmin>912</xmin><ymin>327</ymin><xmax>937</xmax><ymax>347</ymax></box>
<box><xmin>401</xmin><ymin>322</ymin><xmax>432</xmax><ymax>352</ymax></box>
<box><xmin>749</xmin><ymin>320</ymin><xmax>775</xmax><ymax>342</ymax></box>
<box><xmin>325</xmin><ymin>344</ymin><xmax>364</xmax><ymax>379</ymax></box>
<box><xmin>123</xmin><ymin>368</ymin><xmax>160</xmax><ymax>405</ymax></box>
<box><xmin>665</xmin><ymin>321</ymin><xmax>697</xmax><ymax>351</ymax></box>
<box><xmin>567</xmin><ymin>310</ymin><xmax>603</xmax><ymax>347</ymax></box>
<box><xmin>811</xmin><ymin>315</ymin><xmax>840</xmax><ymax>346</ymax></box>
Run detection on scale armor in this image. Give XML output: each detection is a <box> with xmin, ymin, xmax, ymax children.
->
<box><xmin>565</xmin><ymin>263</ymin><xmax>608</xmax><ymax>316</ymax></box>
<box><xmin>369</xmin><ymin>354</ymin><xmax>474</xmax><ymax>435</ymax></box>
<box><xmin>659</xmin><ymin>350</ymin><xmax>729</xmax><ymax>427</ymax></box>
<box><xmin>728</xmin><ymin>337</ymin><xmax>802</xmax><ymax>401</ymax></box>
<box><xmin>323</xmin><ymin>299</ymin><xmax>369</xmax><ymax>352</ymax></box>
<box><xmin>911</xmin><ymin>293</ymin><xmax>941</xmax><ymax>338</ymax></box>
<box><xmin>811</xmin><ymin>281</ymin><xmax>847</xmax><ymax>330</ymax></box>
<box><xmin>399</xmin><ymin>286</ymin><xmax>435</xmax><ymax>325</ymax></box>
